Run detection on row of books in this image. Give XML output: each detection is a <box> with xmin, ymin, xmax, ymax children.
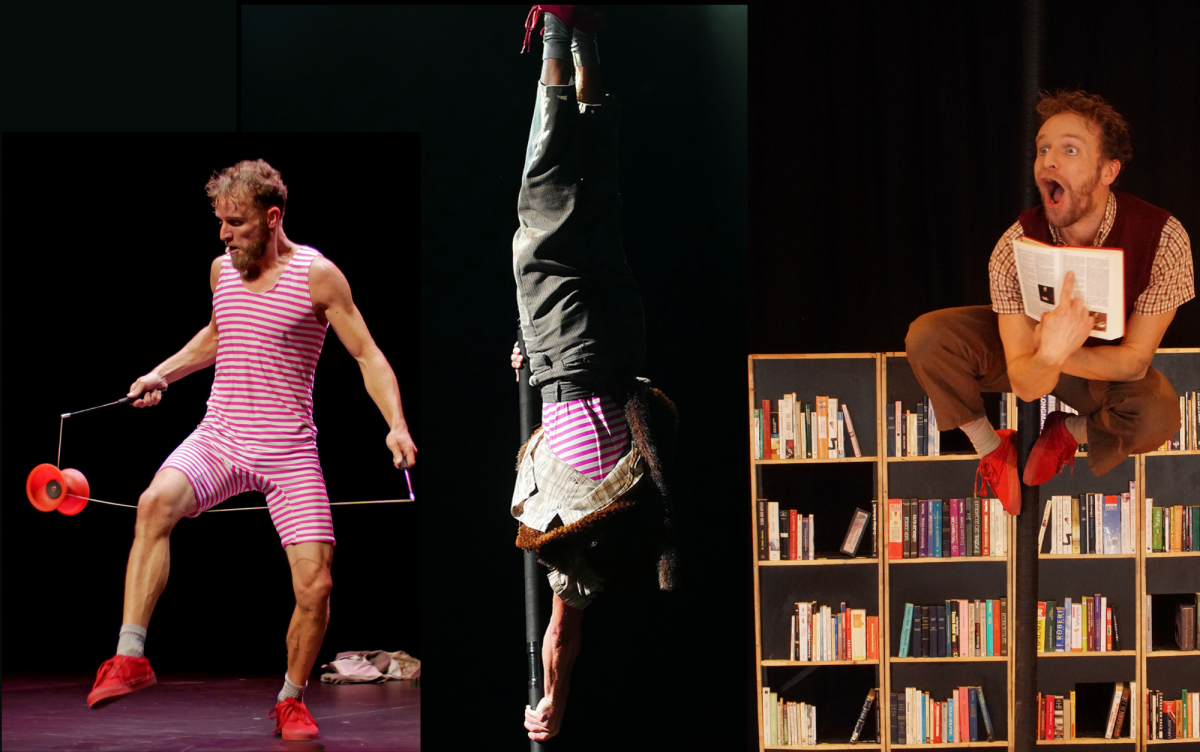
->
<box><xmin>761</xmin><ymin>689</ymin><xmax>818</xmax><ymax>747</ymax></box>
<box><xmin>757</xmin><ymin>501</ymin><xmax>878</xmax><ymax>561</ymax></box>
<box><xmin>1149</xmin><ymin>688</ymin><xmax>1200</xmax><ymax>739</ymax></box>
<box><xmin>789</xmin><ymin>603</ymin><xmax>878</xmax><ymax>662</ymax></box>
<box><xmin>1037</xmin><ymin>596</ymin><xmax>1121</xmax><ymax>653</ymax></box>
<box><xmin>898</xmin><ymin>600</ymin><xmax>1008</xmax><ymax>658</ymax></box>
<box><xmin>1158</xmin><ymin>390</ymin><xmax>1200</xmax><ymax>451</ymax></box>
<box><xmin>1037</xmin><ymin>683</ymin><xmax>1131</xmax><ymax>740</ymax></box>
<box><xmin>1038</xmin><ymin>484</ymin><xmax>1136</xmax><ymax>555</ymax></box>
<box><xmin>890</xmin><ymin>685</ymin><xmax>996</xmax><ymax>744</ymax></box>
<box><xmin>887</xmin><ymin>497</ymin><xmax>1010</xmax><ymax>559</ymax></box>
<box><xmin>886</xmin><ymin>397</ymin><xmax>939</xmax><ymax>456</ymax></box>
<box><xmin>1148</xmin><ymin>594</ymin><xmax>1200</xmax><ymax>651</ymax></box>
<box><xmin>754</xmin><ymin>394</ymin><xmax>864</xmax><ymax>460</ymax></box>
<box><xmin>1149</xmin><ymin>503</ymin><xmax>1200</xmax><ymax>552</ymax></box>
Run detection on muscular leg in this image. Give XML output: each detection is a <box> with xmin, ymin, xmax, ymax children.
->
<box><xmin>122</xmin><ymin>469</ymin><xmax>197</xmax><ymax>628</ymax></box>
<box><xmin>284</xmin><ymin>541</ymin><xmax>333</xmax><ymax>687</ymax></box>
<box><xmin>525</xmin><ymin>593</ymin><xmax>583</xmax><ymax>741</ymax></box>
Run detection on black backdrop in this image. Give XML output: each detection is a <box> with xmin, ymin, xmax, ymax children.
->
<box><xmin>2</xmin><ymin>134</ymin><xmax>420</xmax><ymax>677</ymax></box>
<box><xmin>753</xmin><ymin>1</ymin><xmax>1200</xmax><ymax>357</ymax></box>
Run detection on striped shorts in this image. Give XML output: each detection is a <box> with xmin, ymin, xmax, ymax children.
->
<box><xmin>159</xmin><ymin>430</ymin><xmax>335</xmax><ymax>548</ymax></box>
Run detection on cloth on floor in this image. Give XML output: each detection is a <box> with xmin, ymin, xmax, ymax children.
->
<box><xmin>319</xmin><ymin>650</ymin><xmax>420</xmax><ymax>683</ymax></box>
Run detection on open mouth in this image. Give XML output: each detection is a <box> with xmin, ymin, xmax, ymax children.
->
<box><xmin>1042</xmin><ymin>179</ymin><xmax>1065</xmax><ymax>207</ymax></box>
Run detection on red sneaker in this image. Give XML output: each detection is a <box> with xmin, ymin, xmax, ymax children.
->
<box><xmin>1023</xmin><ymin>411</ymin><xmax>1079</xmax><ymax>486</ymax></box>
<box><xmin>977</xmin><ymin>429</ymin><xmax>1022</xmax><ymax>516</ymax></box>
<box><xmin>270</xmin><ymin>698</ymin><xmax>319</xmax><ymax>741</ymax></box>
<box><xmin>87</xmin><ymin>655</ymin><xmax>156</xmax><ymax>708</ymax></box>
<box><xmin>522</xmin><ymin>5</ymin><xmax>605</xmax><ymax>53</ymax></box>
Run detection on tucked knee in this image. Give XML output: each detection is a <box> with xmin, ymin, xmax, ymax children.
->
<box><xmin>905</xmin><ymin>312</ymin><xmax>940</xmax><ymax>361</ymax></box>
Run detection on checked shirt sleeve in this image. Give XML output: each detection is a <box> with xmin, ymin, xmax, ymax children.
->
<box><xmin>989</xmin><ymin>221</ymin><xmax>1027</xmax><ymax>315</ymax></box>
<box><xmin>1133</xmin><ymin>216</ymin><xmax>1195</xmax><ymax>314</ymax></box>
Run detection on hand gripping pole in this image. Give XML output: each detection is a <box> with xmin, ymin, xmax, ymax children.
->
<box><xmin>518</xmin><ymin>328</ymin><xmax>545</xmax><ymax>752</ymax></box>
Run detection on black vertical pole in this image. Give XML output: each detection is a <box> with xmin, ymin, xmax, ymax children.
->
<box><xmin>1015</xmin><ymin>2</ymin><xmax>1044</xmax><ymax>750</ymax></box>
<box><xmin>518</xmin><ymin>328</ymin><xmax>545</xmax><ymax>752</ymax></box>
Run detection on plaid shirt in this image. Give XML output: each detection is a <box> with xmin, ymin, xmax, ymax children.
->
<box><xmin>990</xmin><ymin>192</ymin><xmax>1195</xmax><ymax>315</ymax></box>
<box><xmin>511</xmin><ymin>428</ymin><xmax>645</xmax><ymax>533</ymax></box>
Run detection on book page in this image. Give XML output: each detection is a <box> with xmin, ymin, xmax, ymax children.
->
<box><xmin>1012</xmin><ymin>238</ymin><xmax>1061</xmax><ymax>320</ymax></box>
<box><xmin>1060</xmin><ymin>248</ymin><xmax>1124</xmax><ymax>339</ymax></box>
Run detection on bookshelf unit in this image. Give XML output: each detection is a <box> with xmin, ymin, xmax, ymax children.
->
<box><xmin>750</xmin><ymin>348</ymin><xmax>1200</xmax><ymax>751</ymax></box>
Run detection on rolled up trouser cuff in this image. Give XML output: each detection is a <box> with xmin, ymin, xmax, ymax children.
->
<box><xmin>546</xmin><ymin>553</ymin><xmax>604</xmax><ymax>610</ymax></box>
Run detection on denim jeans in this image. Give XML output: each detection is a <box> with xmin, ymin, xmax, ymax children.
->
<box><xmin>512</xmin><ymin>82</ymin><xmax>646</xmax><ymax>403</ymax></box>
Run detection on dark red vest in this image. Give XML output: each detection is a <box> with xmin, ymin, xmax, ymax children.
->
<box><xmin>1017</xmin><ymin>191</ymin><xmax>1171</xmax><ymax>347</ymax></box>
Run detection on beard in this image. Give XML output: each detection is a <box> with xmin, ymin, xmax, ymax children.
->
<box><xmin>1047</xmin><ymin>166</ymin><xmax>1101</xmax><ymax>230</ymax></box>
<box><xmin>229</xmin><ymin>223</ymin><xmax>269</xmax><ymax>272</ymax></box>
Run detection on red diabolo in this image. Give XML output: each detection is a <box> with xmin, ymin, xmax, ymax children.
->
<box><xmin>26</xmin><ymin>463</ymin><xmax>90</xmax><ymax>514</ymax></box>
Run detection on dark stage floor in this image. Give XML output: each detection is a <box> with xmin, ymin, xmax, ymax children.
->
<box><xmin>1</xmin><ymin>673</ymin><xmax>420</xmax><ymax>751</ymax></box>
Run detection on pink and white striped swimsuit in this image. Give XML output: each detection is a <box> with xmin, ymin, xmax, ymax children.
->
<box><xmin>160</xmin><ymin>246</ymin><xmax>335</xmax><ymax>547</ymax></box>
<box><xmin>542</xmin><ymin>394</ymin><xmax>629</xmax><ymax>482</ymax></box>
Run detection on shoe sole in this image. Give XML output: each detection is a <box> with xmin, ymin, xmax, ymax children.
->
<box><xmin>1023</xmin><ymin>441</ymin><xmax>1068</xmax><ymax>486</ymax></box>
<box><xmin>280</xmin><ymin>728</ymin><xmax>319</xmax><ymax>741</ymax></box>
<box><xmin>88</xmin><ymin>673</ymin><xmax>157</xmax><ymax>709</ymax></box>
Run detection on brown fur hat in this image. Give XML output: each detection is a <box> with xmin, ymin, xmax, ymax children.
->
<box><xmin>515</xmin><ymin>379</ymin><xmax>680</xmax><ymax>592</ymax></box>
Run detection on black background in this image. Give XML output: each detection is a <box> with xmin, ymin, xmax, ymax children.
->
<box><xmin>2</xmin><ymin>134</ymin><xmax>420</xmax><ymax>676</ymax></box>
<box><xmin>399</xmin><ymin>6</ymin><xmax>750</xmax><ymax>751</ymax></box>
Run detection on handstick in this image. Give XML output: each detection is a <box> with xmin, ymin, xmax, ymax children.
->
<box><xmin>400</xmin><ymin>458</ymin><xmax>415</xmax><ymax>501</ymax></box>
<box><xmin>63</xmin><ymin>386</ymin><xmax>169</xmax><ymax>418</ymax></box>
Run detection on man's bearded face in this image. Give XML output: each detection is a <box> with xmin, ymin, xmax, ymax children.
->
<box><xmin>1034</xmin><ymin>112</ymin><xmax>1111</xmax><ymax>232</ymax></box>
<box><xmin>215</xmin><ymin>196</ymin><xmax>271</xmax><ymax>271</ymax></box>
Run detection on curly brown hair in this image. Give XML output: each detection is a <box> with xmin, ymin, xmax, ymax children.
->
<box><xmin>1036</xmin><ymin>90</ymin><xmax>1133</xmax><ymax>170</ymax></box>
<box><xmin>205</xmin><ymin>159</ymin><xmax>288</xmax><ymax>217</ymax></box>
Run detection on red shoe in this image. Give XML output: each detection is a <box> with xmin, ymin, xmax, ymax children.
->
<box><xmin>270</xmin><ymin>698</ymin><xmax>319</xmax><ymax>741</ymax></box>
<box><xmin>1023</xmin><ymin>411</ymin><xmax>1079</xmax><ymax>486</ymax></box>
<box><xmin>522</xmin><ymin>5</ymin><xmax>605</xmax><ymax>53</ymax></box>
<box><xmin>977</xmin><ymin>429</ymin><xmax>1022</xmax><ymax>516</ymax></box>
<box><xmin>87</xmin><ymin>655</ymin><xmax>156</xmax><ymax>708</ymax></box>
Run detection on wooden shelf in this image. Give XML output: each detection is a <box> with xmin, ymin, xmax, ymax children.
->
<box><xmin>1035</xmin><ymin>739</ymin><xmax>1135</xmax><ymax>745</ymax></box>
<box><xmin>760</xmin><ymin>558</ymin><xmax>879</xmax><ymax>566</ymax></box>
<box><xmin>1038</xmin><ymin>554</ymin><xmax>1137</xmax><ymax>560</ymax></box>
<box><xmin>890</xmin><ymin>656</ymin><xmax>1006</xmax><ymax>663</ymax></box>
<box><xmin>756</xmin><ymin>457</ymin><xmax>878</xmax><ymax>464</ymax></box>
<box><xmin>1144</xmin><ymin>551</ymin><xmax>1200</xmax><ymax>558</ymax></box>
<box><xmin>1036</xmin><ymin>650</ymin><xmax>1136</xmax><ymax>657</ymax></box>
<box><xmin>1145</xmin><ymin>649</ymin><xmax>1200</xmax><ymax>658</ymax></box>
<box><xmin>766</xmin><ymin>745</ymin><xmax>882</xmax><ymax>750</ymax></box>
<box><xmin>885</xmin><ymin>454</ymin><xmax>980</xmax><ymax>462</ymax></box>
<box><xmin>1143</xmin><ymin>449</ymin><xmax>1200</xmax><ymax>456</ymax></box>
<box><xmin>891</xmin><ymin>744</ymin><xmax>1008</xmax><ymax>749</ymax></box>
<box><xmin>762</xmin><ymin>659</ymin><xmax>880</xmax><ymax>667</ymax></box>
<box><xmin>889</xmin><ymin>557</ymin><xmax>1007</xmax><ymax>565</ymax></box>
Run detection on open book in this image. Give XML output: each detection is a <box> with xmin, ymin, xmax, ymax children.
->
<box><xmin>1012</xmin><ymin>236</ymin><xmax>1125</xmax><ymax>340</ymax></box>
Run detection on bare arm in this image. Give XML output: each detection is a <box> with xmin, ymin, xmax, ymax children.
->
<box><xmin>1060</xmin><ymin>309</ymin><xmax>1174</xmax><ymax>382</ymax></box>
<box><xmin>127</xmin><ymin>256</ymin><xmax>222</xmax><ymax>406</ymax></box>
<box><xmin>998</xmin><ymin>270</ymin><xmax>1096</xmax><ymax>402</ymax></box>
<box><xmin>310</xmin><ymin>256</ymin><xmax>417</xmax><ymax>469</ymax></box>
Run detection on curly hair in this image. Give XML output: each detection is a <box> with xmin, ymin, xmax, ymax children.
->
<box><xmin>1036</xmin><ymin>90</ymin><xmax>1133</xmax><ymax>170</ymax></box>
<box><xmin>205</xmin><ymin>159</ymin><xmax>288</xmax><ymax>217</ymax></box>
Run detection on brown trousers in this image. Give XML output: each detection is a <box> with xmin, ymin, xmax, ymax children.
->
<box><xmin>905</xmin><ymin>306</ymin><xmax>1179</xmax><ymax>477</ymax></box>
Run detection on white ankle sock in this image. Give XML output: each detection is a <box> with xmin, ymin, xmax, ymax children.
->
<box><xmin>279</xmin><ymin>674</ymin><xmax>306</xmax><ymax>703</ymax></box>
<box><xmin>962</xmin><ymin>416</ymin><xmax>1001</xmax><ymax>457</ymax></box>
<box><xmin>116</xmin><ymin>624</ymin><xmax>146</xmax><ymax>658</ymax></box>
<box><xmin>1064</xmin><ymin>414</ymin><xmax>1088</xmax><ymax>444</ymax></box>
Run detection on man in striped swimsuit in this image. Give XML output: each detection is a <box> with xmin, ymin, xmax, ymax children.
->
<box><xmin>86</xmin><ymin>159</ymin><xmax>418</xmax><ymax>742</ymax></box>
<box><xmin>510</xmin><ymin>6</ymin><xmax>655</xmax><ymax>742</ymax></box>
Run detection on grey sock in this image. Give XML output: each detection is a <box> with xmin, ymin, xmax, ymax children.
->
<box><xmin>542</xmin><ymin>13</ymin><xmax>572</xmax><ymax>62</ymax></box>
<box><xmin>116</xmin><ymin>624</ymin><xmax>147</xmax><ymax>658</ymax></box>
<box><xmin>572</xmin><ymin>26</ymin><xmax>600</xmax><ymax>68</ymax></box>
<box><xmin>961</xmin><ymin>416</ymin><xmax>1001</xmax><ymax>457</ymax></box>
<box><xmin>278</xmin><ymin>673</ymin><xmax>306</xmax><ymax>703</ymax></box>
<box><xmin>1064</xmin><ymin>414</ymin><xmax>1088</xmax><ymax>444</ymax></box>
